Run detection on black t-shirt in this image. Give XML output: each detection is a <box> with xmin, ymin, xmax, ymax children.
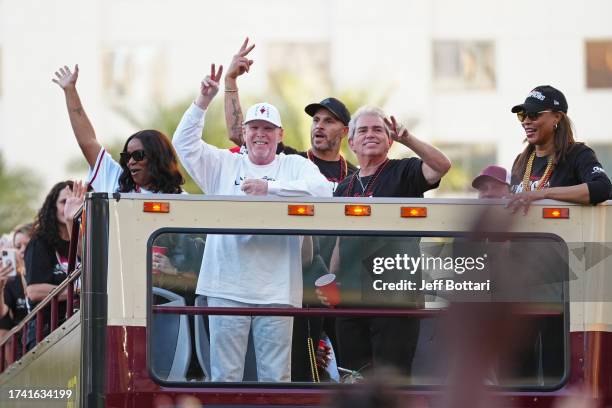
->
<box><xmin>333</xmin><ymin>158</ymin><xmax>439</xmax><ymax>307</ymax></box>
<box><xmin>298</xmin><ymin>152</ymin><xmax>358</xmax><ymax>187</ymax></box>
<box><xmin>511</xmin><ymin>143</ymin><xmax>611</xmax><ymax>204</ymax></box>
<box><xmin>24</xmin><ymin>237</ymin><xmax>70</xmax><ymax>310</ymax></box>
<box><xmin>335</xmin><ymin>158</ymin><xmax>439</xmax><ymax>197</ymax></box>
<box><xmin>0</xmin><ymin>276</ymin><xmax>28</xmax><ymax>330</ymax></box>
<box><xmin>277</xmin><ymin>142</ymin><xmax>301</xmax><ymax>155</ymax></box>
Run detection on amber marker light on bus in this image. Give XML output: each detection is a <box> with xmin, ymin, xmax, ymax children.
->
<box><xmin>543</xmin><ymin>207</ymin><xmax>569</xmax><ymax>219</ymax></box>
<box><xmin>345</xmin><ymin>205</ymin><xmax>371</xmax><ymax>216</ymax></box>
<box><xmin>401</xmin><ymin>207</ymin><xmax>427</xmax><ymax>218</ymax></box>
<box><xmin>288</xmin><ymin>204</ymin><xmax>314</xmax><ymax>216</ymax></box>
<box><xmin>143</xmin><ymin>202</ymin><xmax>170</xmax><ymax>213</ymax></box>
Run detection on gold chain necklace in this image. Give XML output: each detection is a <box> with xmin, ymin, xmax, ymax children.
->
<box><xmin>522</xmin><ymin>151</ymin><xmax>554</xmax><ymax>192</ymax></box>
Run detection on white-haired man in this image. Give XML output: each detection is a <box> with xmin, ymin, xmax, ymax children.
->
<box><xmin>172</xmin><ymin>64</ymin><xmax>332</xmax><ymax>382</ymax></box>
<box><xmin>329</xmin><ymin>105</ymin><xmax>451</xmax><ymax>375</ymax></box>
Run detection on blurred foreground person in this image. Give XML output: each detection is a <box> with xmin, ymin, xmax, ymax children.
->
<box><xmin>325</xmin><ymin>368</ymin><xmax>413</xmax><ymax>408</ymax></box>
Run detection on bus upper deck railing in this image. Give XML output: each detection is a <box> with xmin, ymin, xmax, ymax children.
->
<box><xmin>152</xmin><ymin>305</ymin><xmax>564</xmax><ymax>318</ymax></box>
<box><xmin>0</xmin><ymin>210</ymin><xmax>82</xmax><ymax>374</ymax></box>
<box><xmin>0</xmin><ymin>268</ymin><xmax>82</xmax><ymax>374</ymax></box>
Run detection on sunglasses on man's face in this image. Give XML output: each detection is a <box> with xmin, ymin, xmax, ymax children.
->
<box><xmin>516</xmin><ymin>110</ymin><xmax>552</xmax><ymax>123</ymax></box>
<box><xmin>120</xmin><ymin>150</ymin><xmax>146</xmax><ymax>162</ymax></box>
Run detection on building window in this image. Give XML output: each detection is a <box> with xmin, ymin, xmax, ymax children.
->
<box><xmin>101</xmin><ymin>46</ymin><xmax>166</xmax><ymax>102</ymax></box>
<box><xmin>585</xmin><ymin>40</ymin><xmax>612</xmax><ymax>89</ymax></box>
<box><xmin>266</xmin><ymin>42</ymin><xmax>331</xmax><ymax>96</ymax></box>
<box><xmin>433</xmin><ymin>41</ymin><xmax>496</xmax><ymax>91</ymax></box>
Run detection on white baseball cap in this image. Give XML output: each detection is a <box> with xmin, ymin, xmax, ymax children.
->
<box><xmin>243</xmin><ymin>102</ymin><xmax>282</xmax><ymax>128</ymax></box>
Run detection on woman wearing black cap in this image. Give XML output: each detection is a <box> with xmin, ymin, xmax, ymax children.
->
<box><xmin>507</xmin><ymin>85</ymin><xmax>611</xmax><ymax>213</ymax></box>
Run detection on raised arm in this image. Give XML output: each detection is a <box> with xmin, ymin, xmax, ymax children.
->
<box><xmin>385</xmin><ymin>116</ymin><xmax>452</xmax><ymax>185</ymax></box>
<box><xmin>224</xmin><ymin>38</ymin><xmax>255</xmax><ymax>147</ymax></box>
<box><xmin>63</xmin><ymin>180</ymin><xmax>86</xmax><ymax>241</ymax></box>
<box><xmin>52</xmin><ymin>65</ymin><xmax>101</xmax><ymax>168</ymax></box>
<box><xmin>195</xmin><ymin>63</ymin><xmax>224</xmax><ymax>111</ymax></box>
<box><xmin>173</xmin><ymin>64</ymin><xmax>227</xmax><ymax>193</ymax></box>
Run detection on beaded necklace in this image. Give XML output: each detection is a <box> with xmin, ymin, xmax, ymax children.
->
<box><xmin>522</xmin><ymin>151</ymin><xmax>554</xmax><ymax>192</ymax></box>
<box><xmin>307</xmin><ymin>150</ymin><xmax>348</xmax><ymax>182</ymax></box>
<box><xmin>344</xmin><ymin>159</ymin><xmax>389</xmax><ymax>197</ymax></box>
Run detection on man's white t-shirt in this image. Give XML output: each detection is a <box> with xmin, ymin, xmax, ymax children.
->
<box><xmin>173</xmin><ymin>103</ymin><xmax>332</xmax><ymax>307</ymax></box>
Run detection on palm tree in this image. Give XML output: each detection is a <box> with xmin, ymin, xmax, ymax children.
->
<box><xmin>0</xmin><ymin>152</ymin><xmax>41</xmax><ymax>234</ymax></box>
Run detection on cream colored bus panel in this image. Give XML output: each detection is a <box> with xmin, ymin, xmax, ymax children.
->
<box><xmin>103</xmin><ymin>196</ymin><xmax>610</xmax><ymax>330</ymax></box>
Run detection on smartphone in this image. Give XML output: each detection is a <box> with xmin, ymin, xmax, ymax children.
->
<box><xmin>1</xmin><ymin>249</ymin><xmax>17</xmax><ymax>277</ymax></box>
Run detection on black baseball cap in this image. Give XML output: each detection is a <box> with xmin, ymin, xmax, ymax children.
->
<box><xmin>304</xmin><ymin>97</ymin><xmax>351</xmax><ymax>126</ymax></box>
<box><xmin>511</xmin><ymin>85</ymin><xmax>568</xmax><ymax>114</ymax></box>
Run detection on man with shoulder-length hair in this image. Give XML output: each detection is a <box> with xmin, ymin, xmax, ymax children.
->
<box><xmin>323</xmin><ymin>105</ymin><xmax>451</xmax><ymax>375</ymax></box>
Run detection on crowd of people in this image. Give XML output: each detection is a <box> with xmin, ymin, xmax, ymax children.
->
<box><xmin>1</xmin><ymin>38</ymin><xmax>611</xmax><ymax>383</ymax></box>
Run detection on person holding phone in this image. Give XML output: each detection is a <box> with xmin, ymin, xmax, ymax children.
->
<box><xmin>0</xmin><ymin>249</ymin><xmax>17</xmax><ymax>337</ymax></box>
<box><xmin>0</xmin><ymin>224</ymin><xmax>32</xmax><ymax>338</ymax></box>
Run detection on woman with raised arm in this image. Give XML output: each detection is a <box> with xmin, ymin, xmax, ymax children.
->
<box><xmin>507</xmin><ymin>85</ymin><xmax>611</xmax><ymax>213</ymax></box>
<box><xmin>52</xmin><ymin>65</ymin><xmax>184</xmax><ymax>194</ymax></box>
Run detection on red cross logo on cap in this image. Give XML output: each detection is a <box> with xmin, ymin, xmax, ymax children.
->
<box><xmin>259</xmin><ymin>106</ymin><xmax>267</xmax><ymax>114</ymax></box>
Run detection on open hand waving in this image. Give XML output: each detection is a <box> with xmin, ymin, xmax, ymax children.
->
<box><xmin>64</xmin><ymin>180</ymin><xmax>87</xmax><ymax>223</ymax></box>
<box><xmin>52</xmin><ymin>65</ymin><xmax>79</xmax><ymax>90</ymax></box>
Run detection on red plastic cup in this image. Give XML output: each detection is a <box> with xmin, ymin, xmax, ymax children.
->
<box><xmin>315</xmin><ymin>274</ymin><xmax>340</xmax><ymax>307</ymax></box>
<box><xmin>151</xmin><ymin>246</ymin><xmax>168</xmax><ymax>274</ymax></box>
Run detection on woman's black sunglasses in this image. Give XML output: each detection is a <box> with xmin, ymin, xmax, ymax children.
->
<box><xmin>516</xmin><ymin>110</ymin><xmax>552</xmax><ymax>123</ymax></box>
<box><xmin>120</xmin><ymin>150</ymin><xmax>146</xmax><ymax>162</ymax></box>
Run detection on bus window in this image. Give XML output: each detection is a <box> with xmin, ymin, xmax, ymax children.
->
<box><xmin>147</xmin><ymin>231</ymin><xmax>568</xmax><ymax>388</ymax></box>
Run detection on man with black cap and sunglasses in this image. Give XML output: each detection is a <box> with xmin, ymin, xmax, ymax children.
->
<box><xmin>224</xmin><ymin>38</ymin><xmax>357</xmax><ymax>192</ymax></box>
<box><xmin>507</xmin><ymin>85</ymin><xmax>611</xmax><ymax>214</ymax></box>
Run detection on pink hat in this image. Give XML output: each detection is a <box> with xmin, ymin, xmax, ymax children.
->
<box><xmin>472</xmin><ymin>165</ymin><xmax>510</xmax><ymax>189</ymax></box>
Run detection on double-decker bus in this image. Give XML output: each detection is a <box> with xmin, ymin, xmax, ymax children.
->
<box><xmin>1</xmin><ymin>194</ymin><xmax>611</xmax><ymax>407</ymax></box>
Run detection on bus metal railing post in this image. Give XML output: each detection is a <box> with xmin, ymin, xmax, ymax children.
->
<box><xmin>51</xmin><ymin>297</ymin><xmax>59</xmax><ymax>331</ymax></box>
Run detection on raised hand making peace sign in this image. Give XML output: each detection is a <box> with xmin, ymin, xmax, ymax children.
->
<box><xmin>196</xmin><ymin>63</ymin><xmax>223</xmax><ymax>110</ymax></box>
<box><xmin>226</xmin><ymin>37</ymin><xmax>255</xmax><ymax>82</ymax></box>
<box><xmin>383</xmin><ymin>115</ymin><xmax>412</xmax><ymax>144</ymax></box>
